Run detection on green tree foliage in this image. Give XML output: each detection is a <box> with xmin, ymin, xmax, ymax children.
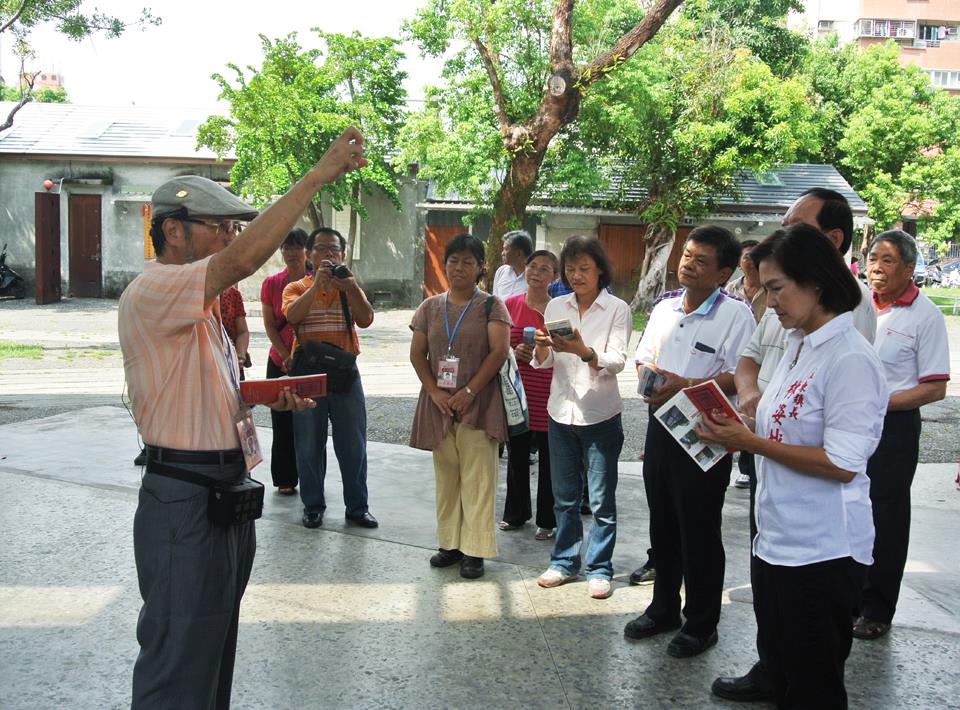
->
<box><xmin>802</xmin><ymin>39</ymin><xmax>960</xmax><ymax>247</ymax></box>
<box><xmin>0</xmin><ymin>83</ymin><xmax>67</xmax><ymax>101</ymax></box>
<box><xmin>196</xmin><ymin>32</ymin><xmax>406</xmax><ymax>232</ymax></box>
<box><xmin>0</xmin><ymin>1</ymin><xmax>159</xmax><ymax>129</ymax></box>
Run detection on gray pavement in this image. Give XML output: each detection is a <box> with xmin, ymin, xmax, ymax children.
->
<box><xmin>1</xmin><ymin>298</ymin><xmax>959</xmax><ymax>708</ymax></box>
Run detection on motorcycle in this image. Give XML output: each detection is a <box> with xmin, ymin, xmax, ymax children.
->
<box><xmin>0</xmin><ymin>243</ymin><xmax>27</xmax><ymax>299</ymax></box>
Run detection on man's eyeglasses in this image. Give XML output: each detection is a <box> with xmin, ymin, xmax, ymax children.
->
<box><xmin>312</xmin><ymin>244</ymin><xmax>344</xmax><ymax>256</ymax></box>
<box><xmin>182</xmin><ymin>218</ymin><xmax>244</xmax><ymax>236</ymax></box>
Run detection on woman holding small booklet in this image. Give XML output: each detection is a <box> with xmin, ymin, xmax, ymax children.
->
<box><xmin>530</xmin><ymin>235</ymin><xmax>631</xmax><ymax>600</ymax></box>
<box><xmin>697</xmin><ymin>224</ymin><xmax>887</xmax><ymax>708</ymax></box>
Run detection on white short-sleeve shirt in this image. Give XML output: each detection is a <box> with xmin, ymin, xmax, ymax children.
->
<box><xmin>753</xmin><ymin>312</ymin><xmax>887</xmax><ymax>567</ymax></box>
<box><xmin>492</xmin><ymin>264</ymin><xmax>527</xmax><ymax>300</ymax></box>
<box><xmin>872</xmin><ymin>283</ymin><xmax>951</xmax><ymax>396</ymax></box>
<box><xmin>635</xmin><ymin>288</ymin><xmax>756</xmax><ymax>379</ymax></box>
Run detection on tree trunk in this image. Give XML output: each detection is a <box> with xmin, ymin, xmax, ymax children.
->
<box><xmin>485</xmin><ymin>150</ymin><xmax>546</xmax><ymax>289</ymax></box>
<box><xmin>630</xmin><ymin>225</ymin><xmax>676</xmax><ymax>313</ymax></box>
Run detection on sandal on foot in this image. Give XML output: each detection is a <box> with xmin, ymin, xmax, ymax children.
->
<box><xmin>852</xmin><ymin>616</ymin><xmax>890</xmax><ymax>640</ymax></box>
<box><xmin>534</xmin><ymin>527</ymin><xmax>555</xmax><ymax>540</ymax></box>
<box><xmin>498</xmin><ymin>520</ymin><xmax>523</xmax><ymax>531</ymax></box>
<box><xmin>277</xmin><ymin>486</ymin><xmax>297</xmax><ymax>496</ymax></box>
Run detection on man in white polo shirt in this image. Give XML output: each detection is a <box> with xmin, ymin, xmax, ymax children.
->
<box><xmin>623</xmin><ymin>225</ymin><xmax>756</xmax><ymax>658</ymax></box>
<box><xmin>853</xmin><ymin>229</ymin><xmax>950</xmax><ymax>641</ymax></box>
<box><xmin>492</xmin><ymin>230</ymin><xmax>533</xmax><ymax>299</ymax></box>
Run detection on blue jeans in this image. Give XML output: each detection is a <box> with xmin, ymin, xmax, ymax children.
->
<box><xmin>292</xmin><ymin>371</ymin><xmax>369</xmax><ymax>517</ymax></box>
<box><xmin>547</xmin><ymin>414</ymin><xmax>623</xmax><ymax>579</ymax></box>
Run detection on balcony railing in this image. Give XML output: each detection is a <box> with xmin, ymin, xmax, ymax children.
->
<box><xmin>913</xmin><ymin>39</ymin><xmax>942</xmax><ymax>48</ymax></box>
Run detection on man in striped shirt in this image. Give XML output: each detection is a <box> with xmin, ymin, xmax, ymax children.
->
<box><xmin>120</xmin><ymin>128</ymin><xmax>365</xmax><ymax>709</ymax></box>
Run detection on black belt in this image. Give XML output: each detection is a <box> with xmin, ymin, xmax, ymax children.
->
<box><xmin>145</xmin><ymin>444</ymin><xmax>244</xmax><ymax>466</ymax></box>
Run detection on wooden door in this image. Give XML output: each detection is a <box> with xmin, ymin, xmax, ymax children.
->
<box><xmin>68</xmin><ymin>194</ymin><xmax>102</xmax><ymax>297</ymax></box>
<box><xmin>423</xmin><ymin>224</ymin><xmax>463</xmax><ymax>297</ymax></box>
<box><xmin>598</xmin><ymin>224</ymin><xmax>645</xmax><ymax>300</ymax></box>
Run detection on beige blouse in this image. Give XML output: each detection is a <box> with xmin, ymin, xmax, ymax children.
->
<box><xmin>409</xmin><ymin>291</ymin><xmax>511</xmax><ymax>450</ymax></box>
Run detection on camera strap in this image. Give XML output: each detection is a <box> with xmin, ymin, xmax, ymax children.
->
<box><xmin>146</xmin><ymin>459</ymin><xmax>237</xmax><ymax>488</ymax></box>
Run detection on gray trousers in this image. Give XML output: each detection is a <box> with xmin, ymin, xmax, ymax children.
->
<box><xmin>132</xmin><ymin>468</ymin><xmax>256</xmax><ymax>710</ymax></box>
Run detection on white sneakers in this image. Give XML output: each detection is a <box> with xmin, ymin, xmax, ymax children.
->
<box><xmin>588</xmin><ymin>577</ymin><xmax>612</xmax><ymax>599</ymax></box>
<box><xmin>536</xmin><ymin>568</ymin><xmax>612</xmax><ymax>599</ymax></box>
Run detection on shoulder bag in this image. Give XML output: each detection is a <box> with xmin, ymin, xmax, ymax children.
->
<box><xmin>289</xmin><ymin>291</ymin><xmax>358</xmax><ymax>393</ymax></box>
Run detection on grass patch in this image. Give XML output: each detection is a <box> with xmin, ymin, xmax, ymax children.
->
<box><xmin>632</xmin><ymin>310</ymin><xmax>649</xmax><ymax>334</ymax></box>
<box><xmin>924</xmin><ymin>287</ymin><xmax>960</xmax><ymax>300</ymax></box>
<box><xmin>0</xmin><ymin>341</ymin><xmax>43</xmax><ymax>360</ymax></box>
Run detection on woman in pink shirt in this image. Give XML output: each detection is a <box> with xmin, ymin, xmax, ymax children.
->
<box><xmin>260</xmin><ymin>228</ymin><xmax>309</xmax><ymax>494</ymax></box>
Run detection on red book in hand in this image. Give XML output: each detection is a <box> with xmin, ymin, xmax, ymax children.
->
<box><xmin>239</xmin><ymin>374</ymin><xmax>327</xmax><ymax>406</ymax></box>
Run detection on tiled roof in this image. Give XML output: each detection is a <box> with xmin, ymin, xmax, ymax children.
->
<box><xmin>426</xmin><ymin>163</ymin><xmax>868</xmax><ymax>214</ymax></box>
<box><xmin>0</xmin><ymin>102</ymin><xmax>233</xmax><ymax>161</ymax></box>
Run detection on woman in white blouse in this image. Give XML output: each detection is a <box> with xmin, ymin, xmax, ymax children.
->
<box><xmin>698</xmin><ymin>224</ymin><xmax>886</xmax><ymax>709</ymax></box>
<box><xmin>531</xmin><ymin>235</ymin><xmax>631</xmax><ymax>600</ymax></box>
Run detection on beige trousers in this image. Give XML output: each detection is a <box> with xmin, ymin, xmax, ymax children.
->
<box><xmin>432</xmin><ymin>423</ymin><xmax>499</xmax><ymax>559</ymax></box>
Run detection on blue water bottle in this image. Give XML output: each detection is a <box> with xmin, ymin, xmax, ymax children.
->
<box><xmin>523</xmin><ymin>326</ymin><xmax>536</xmax><ymax>345</ymax></box>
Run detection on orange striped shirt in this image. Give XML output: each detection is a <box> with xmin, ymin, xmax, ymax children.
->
<box><xmin>118</xmin><ymin>256</ymin><xmax>242</xmax><ymax>451</ymax></box>
<box><xmin>281</xmin><ymin>277</ymin><xmax>361</xmax><ymax>355</ymax></box>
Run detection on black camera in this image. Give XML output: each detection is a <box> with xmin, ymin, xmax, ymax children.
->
<box><xmin>327</xmin><ymin>263</ymin><xmax>352</xmax><ymax>279</ymax></box>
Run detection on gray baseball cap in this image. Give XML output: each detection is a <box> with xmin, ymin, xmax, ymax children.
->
<box><xmin>151</xmin><ymin>175</ymin><xmax>259</xmax><ymax>221</ymax></box>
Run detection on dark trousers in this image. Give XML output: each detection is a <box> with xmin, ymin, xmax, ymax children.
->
<box><xmin>132</xmin><ymin>466</ymin><xmax>256</xmax><ymax>710</ymax></box>
<box><xmin>753</xmin><ymin>556</ymin><xmax>864</xmax><ymax>710</ymax></box>
<box><xmin>266</xmin><ymin>358</ymin><xmax>299</xmax><ymax>488</ymax></box>
<box><xmin>503</xmin><ymin>429</ymin><xmax>555</xmax><ymax>529</ymax></box>
<box><xmin>642</xmin><ymin>417</ymin><xmax>731</xmax><ymax>638</ymax></box>
<box><xmin>861</xmin><ymin>408</ymin><xmax>921</xmax><ymax>624</ymax></box>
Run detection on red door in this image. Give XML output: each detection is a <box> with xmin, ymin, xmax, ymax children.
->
<box><xmin>424</xmin><ymin>225</ymin><xmax>463</xmax><ymax>297</ymax></box>
<box><xmin>68</xmin><ymin>194</ymin><xmax>102</xmax><ymax>297</ymax></box>
<box><xmin>598</xmin><ymin>224</ymin><xmax>645</xmax><ymax>300</ymax></box>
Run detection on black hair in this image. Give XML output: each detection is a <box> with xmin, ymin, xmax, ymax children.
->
<box><xmin>503</xmin><ymin>230</ymin><xmax>534</xmax><ymax>257</ymax></box>
<box><xmin>444</xmin><ymin>233</ymin><xmax>486</xmax><ymax>284</ymax></box>
<box><xmin>559</xmin><ymin>235</ymin><xmax>612</xmax><ymax>291</ymax></box>
<box><xmin>282</xmin><ymin>228</ymin><xmax>309</xmax><ymax>249</ymax></box>
<box><xmin>750</xmin><ymin>224</ymin><xmax>861</xmax><ymax>315</ymax></box>
<box><xmin>307</xmin><ymin>227</ymin><xmax>346</xmax><ymax>253</ymax></box>
<box><xmin>148</xmin><ymin>208</ymin><xmax>188</xmax><ymax>257</ymax></box>
<box><xmin>870</xmin><ymin>229</ymin><xmax>918</xmax><ymax>266</ymax></box>
<box><xmin>686</xmin><ymin>225</ymin><xmax>741</xmax><ymax>272</ymax></box>
<box><xmin>800</xmin><ymin>188</ymin><xmax>854</xmax><ymax>255</ymax></box>
<box><xmin>739</xmin><ymin>239</ymin><xmax>760</xmax><ymax>251</ymax></box>
<box><xmin>526</xmin><ymin>249</ymin><xmax>559</xmax><ymax>273</ymax></box>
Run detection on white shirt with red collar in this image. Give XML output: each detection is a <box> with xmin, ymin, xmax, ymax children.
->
<box><xmin>754</xmin><ymin>312</ymin><xmax>887</xmax><ymax>567</ymax></box>
<box><xmin>872</xmin><ymin>281</ymin><xmax>951</xmax><ymax>397</ymax></box>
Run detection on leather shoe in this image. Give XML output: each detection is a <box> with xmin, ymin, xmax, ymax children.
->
<box><xmin>711</xmin><ymin>664</ymin><xmax>774</xmax><ymax>702</ymax></box>
<box><xmin>623</xmin><ymin>614</ymin><xmax>681</xmax><ymax>640</ymax></box>
<box><xmin>628</xmin><ymin>566</ymin><xmax>656</xmax><ymax>585</ymax></box>
<box><xmin>667</xmin><ymin>630</ymin><xmax>718</xmax><ymax>658</ymax></box>
<box><xmin>346</xmin><ymin>511</ymin><xmax>379</xmax><ymax>528</ymax></box>
<box><xmin>460</xmin><ymin>555</ymin><xmax>484</xmax><ymax>579</ymax></box>
<box><xmin>429</xmin><ymin>548</ymin><xmax>463</xmax><ymax>567</ymax></box>
<box><xmin>302</xmin><ymin>511</ymin><xmax>323</xmax><ymax>528</ymax></box>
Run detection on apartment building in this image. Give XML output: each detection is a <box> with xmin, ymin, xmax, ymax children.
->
<box><xmin>794</xmin><ymin>1</ymin><xmax>960</xmax><ymax>91</ymax></box>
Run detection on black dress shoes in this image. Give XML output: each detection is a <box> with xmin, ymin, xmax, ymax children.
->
<box><xmin>302</xmin><ymin>511</ymin><xmax>323</xmax><ymax>528</ymax></box>
<box><xmin>460</xmin><ymin>556</ymin><xmax>484</xmax><ymax>579</ymax></box>
<box><xmin>429</xmin><ymin>548</ymin><xmax>464</xmax><ymax>567</ymax></box>
<box><xmin>628</xmin><ymin>566</ymin><xmax>656</xmax><ymax>585</ymax></box>
<box><xmin>667</xmin><ymin>630</ymin><xmax>719</xmax><ymax>658</ymax></box>
<box><xmin>711</xmin><ymin>663</ymin><xmax>775</xmax><ymax>702</ymax></box>
<box><xmin>623</xmin><ymin>614</ymin><xmax>682</xmax><ymax>640</ymax></box>
<box><xmin>346</xmin><ymin>511</ymin><xmax>379</xmax><ymax>528</ymax></box>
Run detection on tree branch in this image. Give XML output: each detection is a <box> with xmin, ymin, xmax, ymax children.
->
<box><xmin>472</xmin><ymin>35</ymin><xmax>512</xmax><ymax>137</ymax></box>
<box><xmin>549</xmin><ymin>0</ymin><xmax>574</xmax><ymax>70</ymax></box>
<box><xmin>577</xmin><ymin>0</ymin><xmax>685</xmax><ymax>88</ymax></box>
<box><xmin>0</xmin><ymin>0</ymin><xmax>28</xmax><ymax>35</ymax></box>
<box><xmin>0</xmin><ymin>68</ymin><xmax>35</xmax><ymax>133</ymax></box>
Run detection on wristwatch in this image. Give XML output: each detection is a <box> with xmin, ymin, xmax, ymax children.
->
<box><xmin>580</xmin><ymin>347</ymin><xmax>596</xmax><ymax>363</ymax></box>
<box><xmin>465</xmin><ymin>385</ymin><xmax>476</xmax><ymax>396</ymax></box>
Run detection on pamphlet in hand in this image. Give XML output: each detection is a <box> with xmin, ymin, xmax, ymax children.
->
<box><xmin>545</xmin><ymin>318</ymin><xmax>574</xmax><ymax>341</ymax></box>
<box><xmin>637</xmin><ymin>363</ymin><xmax>666</xmax><ymax>398</ymax></box>
<box><xmin>654</xmin><ymin>379</ymin><xmax>742</xmax><ymax>471</ymax></box>
<box><xmin>239</xmin><ymin>374</ymin><xmax>327</xmax><ymax>406</ymax></box>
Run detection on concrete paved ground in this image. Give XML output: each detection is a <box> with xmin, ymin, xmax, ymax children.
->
<box><xmin>1</xmin><ymin>406</ymin><xmax>958</xmax><ymax>709</ymax></box>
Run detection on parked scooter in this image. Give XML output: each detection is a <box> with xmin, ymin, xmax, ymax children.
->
<box><xmin>0</xmin><ymin>243</ymin><xmax>26</xmax><ymax>299</ymax></box>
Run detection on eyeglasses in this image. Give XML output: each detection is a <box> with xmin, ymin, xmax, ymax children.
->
<box><xmin>312</xmin><ymin>244</ymin><xmax>344</xmax><ymax>255</ymax></box>
<box><xmin>182</xmin><ymin>218</ymin><xmax>244</xmax><ymax>235</ymax></box>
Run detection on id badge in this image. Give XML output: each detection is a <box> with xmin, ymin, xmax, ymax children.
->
<box><xmin>235</xmin><ymin>407</ymin><xmax>263</xmax><ymax>471</ymax></box>
<box><xmin>437</xmin><ymin>356</ymin><xmax>460</xmax><ymax>390</ymax></box>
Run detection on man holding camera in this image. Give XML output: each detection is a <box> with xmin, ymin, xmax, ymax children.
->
<box><xmin>120</xmin><ymin>129</ymin><xmax>366</xmax><ymax>709</ymax></box>
<box><xmin>283</xmin><ymin>227</ymin><xmax>378</xmax><ymax>529</ymax></box>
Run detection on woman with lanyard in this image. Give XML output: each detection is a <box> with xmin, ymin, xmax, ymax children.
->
<box><xmin>532</xmin><ymin>235</ymin><xmax>631</xmax><ymax>600</ymax></box>
<box><xmin>499</xmin><ymin>249</ymin><xmax>559</xmax><ymax>540</ymax></box>
<box><xmin>409</xmin><ymin>233</ymin><xmax>510</xmax><ymax>579</ymax></box>
<box><xmin>698</xmin><ymin>224</ymin><xmax>886</xmax><ymax>708</ymax></box>
<box><xmin>260</xmin><ymin>228</ymin><xmax>309</xmax><ymax>494</ymax></box>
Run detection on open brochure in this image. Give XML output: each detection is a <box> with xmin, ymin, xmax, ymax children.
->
<box><xmin>654</xmin><ymin>379</ymin><xmax>742</xmax><ymax>471</ymax></box>
<box><xmin>239</xmin><ymin>374</ymin><xmax>327</xmax><ymax>406</ymax></box>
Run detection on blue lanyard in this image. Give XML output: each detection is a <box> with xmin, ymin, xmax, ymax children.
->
<box><xmin>444</xmin><ymin>289</ymin><xmax>478</xmax><ymax>356</ymax></box>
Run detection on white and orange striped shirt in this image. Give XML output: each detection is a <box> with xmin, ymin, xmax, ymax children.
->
<box><xmin>281</xmin><ymin>277</ymin><xmax>362</xmax><ymax>355</ymax></box>
<box><xmin>118</xmin><ymin>256</ymin><xmax>242</xmax><ymax>451</ymax></box>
